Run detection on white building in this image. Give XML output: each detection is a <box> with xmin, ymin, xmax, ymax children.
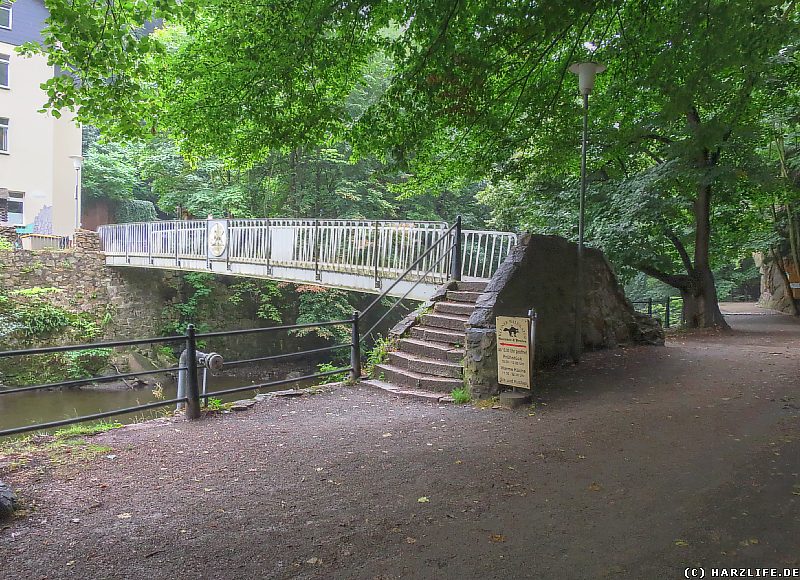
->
<box><xmin>0</xmin><ymin>0</ymin><xmax>82</xmax><ymax>236</ymax></box>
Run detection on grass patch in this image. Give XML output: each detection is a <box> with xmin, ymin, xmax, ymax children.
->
<box><xmin>202</xmin><ymin>397</ymin><xmax>232</xmax><ymax>412</ymax></box>
<box><xmin>474</xmin><ymin>396</ymin><xmax>500</xmax><ymax>409</ymax></box>
<box><xmin>53</xmin><ymin>421</ymin><xmax>122</xmax><ymax>439</ymax></box>
<box><xmin>1</xmin><ymin>432</ymin><xmax>116</xmax><ymax>475</ymax></box>
<box><xmin>317</xmin><ymin>362</ymin><xmax>349</xmax><ymax>385</ymax></box>
<box><xmin>451</xmin><ymin>387</ymin><xmax>472</xmax><ymax>404</ymax></box>
<box><xmin>365</xmin><ymin>337</ymin><xmax>396</xmax><ymax>377</ymax></box>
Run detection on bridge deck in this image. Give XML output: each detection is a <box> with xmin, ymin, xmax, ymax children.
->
<box><xmin>99</xmin><ymin>219</ymin><xmax>516</xmax><ymax>301</ymax></box>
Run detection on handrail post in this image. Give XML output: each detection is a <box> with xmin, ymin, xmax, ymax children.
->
<box><xmin>373</xmin><ymin>220</ymin><xmax>380</xmax><ymax>288</ymax></box>
<box><xmin>175</xmin><ymin>222</ymin><xmax>180</xmax><ymax>267</ymax></box>
<box><xmin>185</xmin><ymin>324</ymin><xmax>201</xmax><ymax>420</ymax></box>
<box><xmin>451</xmin><ymin>215</ymin><xmax>462</xmax><ymax>281</ymax></box>
<box><xmin>124</xmin><ymin>224</ymin><xmax>130</xmax><ymax>264</ymax></box>
<box><xmin>664</xmin><ymin>297</ymin><xmax>671</xmax><ymax>328</ymax></box>
<box><xmin>147</xmin><ymin>222</ymin><xmax>153</xmax><ymax>265</ymax></box>
<box><xmin>647</xmin><ymin>298</ymin><xmax>652</xmax><ymax>317</ymax></box>
<box><xmin>314</xmin><ymin>219</ymin><xmax>321</xmax><ymax>281</ymax></box>
<box><xmin>350</xmin><ymin>310</ymin><xmax>361</xmax><ymax>382</ymax></box>
<box><xmin>265</xmin><ymin>217</ymin><xmax>272</xmax><ymax>275</ymax></box>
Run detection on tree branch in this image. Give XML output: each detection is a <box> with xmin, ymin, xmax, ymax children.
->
<box><xmin>637</xmin><ymin>264</ymin><xmax>692</xmax><ymax>291</ymax></box>
<box><xmin>665</xmin><ymin>229</ymin><xmax>695</xmax><ymax>276</ymax></box>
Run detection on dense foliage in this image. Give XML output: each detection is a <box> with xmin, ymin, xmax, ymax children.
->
<box><xmin>27</xmin><ymin>0</ymin><xmax>800</xmax><ymax>326</ymax></box>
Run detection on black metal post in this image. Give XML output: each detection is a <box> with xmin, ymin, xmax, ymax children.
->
<box><xmin>665</xmin><ymin>298</ymin><xmax>671</xmax><ymax>328</ymax></box>
<box><xmin>185</xmin><ymin>324</ymin><xmax>201</xmax><ymax>420</ymax></box>
<box><xmin>647</xmin><ymin>298</ymin><xmax>653</xmax><ymax>317</ymax></box>
<box><xmin>350</xmin><ymin>310</ymin><xmax>361</xmax><ymax>382</ymax></box>
<box><xmin>451</xmin><ymin>215</ymin><xmax>463</xmax><ymax>281</ymax></box>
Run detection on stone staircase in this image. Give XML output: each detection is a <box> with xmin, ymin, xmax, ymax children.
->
<box><xmin>368</xmin><ymin>280</ymin><xmax>487</xmax><ymax>396</ymax></box>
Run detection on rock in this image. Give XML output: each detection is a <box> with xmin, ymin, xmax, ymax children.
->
<box><xmin>0</xmin><ymin>481</ymin><xmax>18</xmax><ymax>520</ymax></box>
<box><xmin>229</xmin><ymin>399</ymin><xmax>257</xmax><ymax>411</ymax></box>
<box><xmin>464</xmin><ymin>234</ymin><xmax>665</xmax><ymax>397</ymax></box>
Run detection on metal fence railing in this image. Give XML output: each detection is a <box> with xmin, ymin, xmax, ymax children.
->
<box><xmin>0</xmin><ymin>318</ymin><xmax>357</xmax><ymax>438</ymax></box>
<box><xmin>98</xmin><ymin>218</ymin><xmax>516</xmax><ymax>284</ymax></box>
<box><xmin>631</xmin><ymin>297</ymin><xmax>684</xmax><ymax>328</ymax></box>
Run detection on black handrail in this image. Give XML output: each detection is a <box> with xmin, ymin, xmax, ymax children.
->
<box><xmin>361</xmin><ymin>220</ymin><xmax>459</xmax><ymax>319</ymax></box>
<box><xmin>0</xmin><ymin>397</ymin><xmax>188</xmax><ymax>438</ymax></box>
<box><xmin>0</xmin><ymin>334</ymin><xmax>185</xmax><ymax>359</ymax></box>
<box><xmin>0</xmin><ymin>365</ymin><xmax>188</xmax><ymax>396</ymax></box>
<box><xmin>361</xmin><ymin>241</ymin><xmax>456</xmax><ymax>341</ymax></box>
<box><xmin>0</xmin><ymin>317</ymin><xmax>358</xmax><ymax>438</ymax></box>
<box><xmin>223</xmin><ymin>343</ymin><xmax>350</xmax><ymax>368</ymax></box>
<box><xmin>205</xmin><ymin>367</ymin><xmax>351</xmax><ymax>399</ymax></box>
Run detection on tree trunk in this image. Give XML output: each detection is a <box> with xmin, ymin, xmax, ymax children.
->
<box><xmin>686</xmin><ymin>182</ymin><xmax>729</xmax><ymax>328</ymax></box>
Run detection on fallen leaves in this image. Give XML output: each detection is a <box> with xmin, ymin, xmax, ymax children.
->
<box><xmin>674</xmin><ymin>539</ymin><xmax>689</xmax><ymax>547</ymax></box>
<box><xmin>116</xmin><ymin>513</ymin><xmax>132</xmax><ymax>519</ymax></box>
<box><xmin>490</xmin><ymin>534</ymin><xmax>506</xmax><ymax>543</ymax></box>
<box><xmin>417</xmin><ymin>496</ymin><xmax>430</xmax><ymax>503</ymax></box>
<box><xmin>587</xmin><ymin>482</ymin><xmax>602</xmax><ymax>492</ymax></box>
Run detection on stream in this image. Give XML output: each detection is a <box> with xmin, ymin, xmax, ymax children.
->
<box><xmin>0</xmin><ymin>367</ymin><xmax>322</xmax><ymax>435</ymax></box>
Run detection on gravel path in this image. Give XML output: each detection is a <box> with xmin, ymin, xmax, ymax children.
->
<box><xmin>1</xmin><ymin>310</ymin><xmax>798</xmax><ymax>579</ymax></box>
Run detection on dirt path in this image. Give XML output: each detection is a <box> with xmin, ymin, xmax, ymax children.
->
<box><xmin>1</xmin><ymin>310</ymin><xmax>798</xmax><ymax>579</ymax></box>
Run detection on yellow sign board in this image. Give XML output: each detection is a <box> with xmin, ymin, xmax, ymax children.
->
<box><xmin>496</xmin><ymin>316</ymin><xmax>531</xmax><ymax>389</ymax></box>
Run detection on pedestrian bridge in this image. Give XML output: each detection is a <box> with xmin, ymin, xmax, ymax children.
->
<box><xmin>98</xmin><ymin>219</ymin><xmax>516</xmax><ymax>301</ymax></box>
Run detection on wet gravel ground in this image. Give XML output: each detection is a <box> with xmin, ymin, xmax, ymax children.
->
<box><xmin>1</xmin><ymin>311</ymin><xmax>798</xmax><ymax>579</ymax></box>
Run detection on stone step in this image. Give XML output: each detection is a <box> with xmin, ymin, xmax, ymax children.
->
<box><xmin>374</xmin><ymin>363</ymin><xmax>463</xmax><ymax>393</ymax></box>
<box><xmin>388</xmin><ymin>351</ymin><xmax>463</xmax><ymax>379</ymax></box>
<box><xmin>434</xmin><ymin>301</ymin><xmax>475</xmax><ymax>316</ymax></box>
<box><xmin>361</xmin><ymin>378</ymin><xmax>450</xmax><ymax>403</ymax></box>
<box><xmin>455</xmin><ymin>280</ymin><xmax>488</xmax><ymax>292</ymax></box>
<box><xmin>397</xmin><ymin>338</ymin><xmax>464</xmax><ymax>363</ymax></box>
<box><xmin>410</xmin><ymin>326</ymin><xmax>464</xmax><ymax>345</ymax></box>
<box><xmin>421</xmin><ymin>313</ymin><xmax>469</xmax><ymax>332</ymax></box>
<box><xmin>446</xmin><ymin>290</ymin><xmax>483</xmax><ymax>303</ymax></box>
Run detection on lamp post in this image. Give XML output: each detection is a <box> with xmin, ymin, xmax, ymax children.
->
<box><xmin>69</xmin><ymin>155</ymin><xmax>84</xmax><ymax>231</ymax></box>
<box><xmin>568</xmin><ymin>61</ymin><xmax>605</xmax><ymax>363</ymax></box>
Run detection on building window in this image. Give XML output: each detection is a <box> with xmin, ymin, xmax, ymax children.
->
<box><xmin>0</xmin><ymin>54</ymin><xmax>8</xmax><ymax>88</ymax></box>
<box><xmin>0</xmin><ymin>3</ymin><xmax>10</xmax><ymax>30</ymax></box>
<box><xmin>0</xmin><ymin>117</ymin><xmax>7</xmax><ymax>153</ymax></box>
<box><xmin>0</xmin><ymin>191</ymin><xmax>23</xmax><ymax>225</ymax></box>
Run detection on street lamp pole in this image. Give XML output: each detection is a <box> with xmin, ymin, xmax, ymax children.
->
<box><xmin>568</xmin><ymin>62</ymin><xmax>605</xmax><ymax>363</ymax></box>
<box><xmin>69</xmin><ymin>155</ymin><xmax>84</xmax><ymax>231</ymax></box>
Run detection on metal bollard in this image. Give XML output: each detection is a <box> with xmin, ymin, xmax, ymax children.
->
<box><xmin>176</xmin><ymin>343</ymin><xmax>224</xmax><ymax>415</ymax></box>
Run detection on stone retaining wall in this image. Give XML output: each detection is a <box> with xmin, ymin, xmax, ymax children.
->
<box><xmin>0</xmin><ymin>231</ymin><xmax>178</xmax><ymax>338</ymax></box>
<box><xmin>464</xmin><ymin>234</ymin><xmax>663</xmax><ymax>398</ymax></box>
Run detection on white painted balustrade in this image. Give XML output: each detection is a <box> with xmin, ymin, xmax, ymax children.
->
<box><xmin>98</xmin><ymin>219</ymin><xmax>516</xmax><ymax>301</ymax></box>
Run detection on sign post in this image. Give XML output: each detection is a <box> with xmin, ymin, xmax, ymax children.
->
<box><xmin>496</xmin><ymin>315</ymin><xmax>532</xmax><ymax>390</ymax></box>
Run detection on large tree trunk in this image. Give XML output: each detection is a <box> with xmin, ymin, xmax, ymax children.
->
<box><xmin>687</xmin><ymin>182</ymin><xmax>729</xmax><ymax>328</ymax></box>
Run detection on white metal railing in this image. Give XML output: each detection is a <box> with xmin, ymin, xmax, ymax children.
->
<box><xmin>461</xmin><ymin>230</ymin><xmax>517</xmax><ymax>280</ymax></box>
<box><xmin>98</xmin><ymin>219</ymin><xmax>516</xmax><ymax>284</ymax></box>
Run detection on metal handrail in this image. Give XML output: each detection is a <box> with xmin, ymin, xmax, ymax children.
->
<box><xmin>0</xmin><ymin>315</ymin><xmax>361</xmax><ymax>438</ymax></box>
<box><xmin>0</xmin><ymin>365</ymin><xmax>188</xmax><ymax>396</ymax></box>
<box><xmin>361</xmin><ymin>241</ymin><xmax>456</xmax><ymax>341</ymax></box>
<box><xmin>0</xmin><ymin>397</ymin><xmax>188</xmax><ymax>438</ymax></box>
<box><xmin>361</xmin><ymin>221</ymin><xmax>459</xmax><ymax>319</ymax></box>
